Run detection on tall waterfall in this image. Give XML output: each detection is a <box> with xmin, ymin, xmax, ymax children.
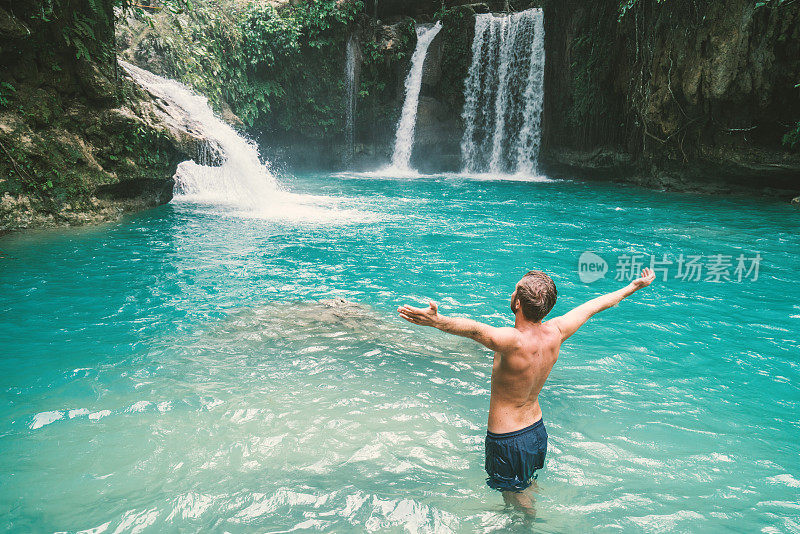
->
<box><xmin>120</xmin><ymin>60</ymin><xmax>277</xmax><ymax>209</ymax></box>
<box><xmin>344</xmin><ymin>34</ymin><xmax>358</xmax><ymax>166</ymax></box>
<box><xmin>461</xmin><ymin>8</ymin><xmax>545</xmax><ymax>175</ymax></box>
<box><xmin>389</xmin><ymin>21</ymin><xmax>442</xmax><ymax>172</ymax></box>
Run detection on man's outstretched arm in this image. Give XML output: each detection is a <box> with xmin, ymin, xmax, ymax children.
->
<box><xmin>397</xmin><ymin>301</ymin><xmax>519</xmax><ymax>352</ymax></box>
<box><xmin>552</xmin><ymin>267</ymin><xmax>656</xmax><ymax>342</ymax></box>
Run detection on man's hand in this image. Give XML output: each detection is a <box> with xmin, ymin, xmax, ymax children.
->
<box><xmin>631</xmin><ymin>267</ymin><xmax>656</xmax><ymax>289</ymax></box>
<box><xmin>397</xmin><ymin>302</ymin><xmax>441</xmax><ymax>327</ymax></box>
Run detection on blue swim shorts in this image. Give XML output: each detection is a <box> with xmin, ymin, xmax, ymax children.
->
<box><xmin>484</xmin><ymin>419</ymin><xmax>547</xmax><ymax>492</ymax></box>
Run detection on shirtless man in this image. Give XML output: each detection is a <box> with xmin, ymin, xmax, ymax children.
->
<box><xmin>397</xmin><ymin>268</ymin><xmax>656</xmax><ymax>513</ymax></box>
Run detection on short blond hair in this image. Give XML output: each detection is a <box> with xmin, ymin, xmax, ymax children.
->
<box><xmin>516</xmin><ymin>270</ymin><xmax>557</xmax><ymax>322</ymax></box>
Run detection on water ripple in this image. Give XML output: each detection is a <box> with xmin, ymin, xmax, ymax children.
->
<box><xmin>1</xmin><ymin>175</ymin><xmax>798</xmax><ymax>532</ymax></box>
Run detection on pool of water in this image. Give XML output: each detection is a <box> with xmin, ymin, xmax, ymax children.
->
<box><xmin>1</xmin><ymin>173</ymin><xmax>799</xmax><ymax>533</ymax></box>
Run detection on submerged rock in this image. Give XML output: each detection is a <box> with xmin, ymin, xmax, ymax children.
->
<box><xmin>217</xmin><ymin>299</ymin><xmax>390</xmax><ymax>344</ymax></box>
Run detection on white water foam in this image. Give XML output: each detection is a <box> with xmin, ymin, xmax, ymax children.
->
<box><xmin>120</xmin><ymin>61</ymin><xmax>378</xmax><ymax>224</ymax></box>
<box><xmin>344</xmin><ymin>35</ymin><xmax>359</xmax><ymax>166</ymax></box>
<box><xmin>120</xmin><ymin>61</ymin><xmax>276</xmax><ymax>207</ymax></box>
<box><xmin>387</xmin><ymin>22</ymin><xmax>443</xmax><ymax>173</ymax></box>
<box><xmin>461</xmin><ymin>9</ymin><xmax>545</xmax><ymax>175</ymax></box>
<box><xmin>331</xmin><ymin>170</ymin><xmax>554</xmax><ymax>183</ymax></box>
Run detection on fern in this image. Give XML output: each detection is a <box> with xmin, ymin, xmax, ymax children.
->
<box><xmin>783</xmin><ymin>121</ymin><xmax>800</xmax><ymax>150</ymax></box>
<box><xmin>0</xmin><ymin>82</ymin><xmax>16</xmax><ymax>108</ymax></box>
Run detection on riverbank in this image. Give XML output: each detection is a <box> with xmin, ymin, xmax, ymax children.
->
<box><xmin>0</xmin><ymin>3</ymin><xmax>217</xmax><ymax>235</ymax></box>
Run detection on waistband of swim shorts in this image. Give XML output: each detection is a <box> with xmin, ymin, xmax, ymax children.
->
<box><xmin>486</xmin><ymin>418</ymin><xmax>544</xmax><ymax>439</ymax></box>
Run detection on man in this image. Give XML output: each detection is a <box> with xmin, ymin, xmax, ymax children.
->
<box><xmin>397</xmin><ymin>267</ymin><xmax>656</xmax><ymax>513</ymax></box>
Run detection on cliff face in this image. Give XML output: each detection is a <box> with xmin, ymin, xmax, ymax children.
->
<box><xmin>541</xmin><ymin>0</ymin><xmax>800</xmax><ymax>195</ymax></box>
<box><xmin>0</xmin><ymin>1</ymin><xmax>208</xmax><ymax>234</ymax></box>
<box><xmin>97</xmin><ymin>0</ymin><xmax>800</xmax><ymax>200</ymax></box>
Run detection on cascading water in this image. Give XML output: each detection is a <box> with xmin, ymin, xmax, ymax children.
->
<box><xmin>120</xmin><ymin>60</ymin><xmax>277</xmax><ymax>209</ymax></box>
<box><xmin>388</xmin><ymin>21</ymin><xmax>442</xmax><ymax>172</ymax></box>
<box><xmin>120</xmin><ymin>61</ymin><xmax>377</xmax><ymax>223</ymax></box>
<box><xmin>344</xmin><ymin>35</ymin><xmax>358</xmax><ymax>166</ymax></box>
<box><xmin>461</xmin><ymin>8</ymin><xmax>545</xmax><ymax>175</ymax></box>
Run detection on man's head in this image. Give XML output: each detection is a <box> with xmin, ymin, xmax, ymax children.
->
<box><xmin>510</xmin><ymin>270</ymin><xmax>557</xmax><ymax>322</ymax></box>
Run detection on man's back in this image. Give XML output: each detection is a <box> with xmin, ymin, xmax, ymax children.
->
<box><xmin>488</xmin><ymin>321</ymin><xmax>561</xmax><ymax>433</ymax></box>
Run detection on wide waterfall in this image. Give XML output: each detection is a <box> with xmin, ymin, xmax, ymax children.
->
<box><xmin>344</xmin><ymin>35</ymin><xmax>358</xmax><ymax>166</ymax></box>
<box><xmin>461</xmin><ymin>8</ymin><xmax>545</xmax><ymax>175</ymax></box>
<box><xmin>120</xmin><ymin>60</ymin><xmax>277</xmax><ymax>209</ymax></box>
<box><xmin>388</xmin><ymin>21</ymin><xmax>442</xmax><ymax>172</ymax></box>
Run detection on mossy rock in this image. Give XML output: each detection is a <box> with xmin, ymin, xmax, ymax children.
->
<box><xmin>434</xmin><ymin>6</ymin><xmax>476</xmax><ymax>111</ymax></box>
<box><xmin>24</xmin><ymin>88</ymin><xmax>62</xmax><ymax>127</ymax></box>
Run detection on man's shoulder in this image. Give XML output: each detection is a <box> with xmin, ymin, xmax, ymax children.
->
<box><xmin>496</xmin><ymin>326</ymin><xmax>524</xmax><ymax>346</ymax></box>
<box><xmin>527</xmin><ymin>321</ymin><xmax>563</xmax><ymax>348</ymax></box>
<box><xmin>542</xmin><ymin>316</ymin><xmax>562</xmax><ymax>330</ymax></box>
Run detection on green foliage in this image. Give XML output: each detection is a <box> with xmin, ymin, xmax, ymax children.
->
<box><xmin>0</xmin><ymin>83</ymin><xmax>16</xmax><ymax>109</ymax></box>
<box><xmin>434</xmin><ymin>6</ymin><xmax>476</xmax><ymax>110</ymax></box>
<box><xmin>124</xmin><ymin>2</ymin><xmax>254</xmax><ymax>122</ymax></box>
<box><xmin>783</xmin><ymin>122</ymin><xmax>800</xmax><ymax>150</ymax></box>
<box><xmin>62</xmin><ymin>11</ymin><xmax>97</xmax><ymax>61</ymax></box>
<box><xmin>1</xmin><ymin>135</ymin><xmax>81</xmax><ymax>199</ymax></box>
<box><xmin>12</xmin><ymin>0</ymin><xmax>106</xmax><ymax>68</ymax></box>
<box><xmin>14</xmin><ymin>0</ymin><xmax>190</xmax><ymax>68</ymax></box>
<box><xmin>568</xmin><ymin>31</ymin><xmax>613</xmax><ymax>129</ymax></box>
<box><xmin>238</xmin><ymin>0</ymin><xmax>365</xmax><ymax>138</ymax></box>
<box><xmin>241</xmin><ymin>5</ymin><xmax>300</xmax><ymax>70</ymax></box>
<box><xmin>128</xmin><ymin>0</ymin><xmax>377</xmax><ymax>141</ymax></box>
<box><xmin>297</xmin><ymin>0</ymin><xmax>363</xmax><ymax>49</ymax></box>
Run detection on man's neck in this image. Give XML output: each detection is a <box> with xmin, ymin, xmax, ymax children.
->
<box><xmin>514</xmin><ymin>313</ymin><xmax>542</xmax><ymax>331</ymax></box>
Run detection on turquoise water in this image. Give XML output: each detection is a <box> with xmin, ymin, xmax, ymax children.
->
<box><xmin>1</xmin><ymin>174</ymin><xmax>799</xmax><ymax>532</ymax></box>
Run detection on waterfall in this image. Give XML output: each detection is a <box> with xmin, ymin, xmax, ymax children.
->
<box><xmin>119</xmin><ymin>60</ymin><xmax>277</xmax><ymax>209</ymax></box>
<box><xmin>389</xmin><ymin>21</ymin><xmax>443</xmax><ymax>172</ymax></box>
<box><xmin>344</xmin><ymin>34</ymin><xmax>358</xmax><ymax>166</ymax></box>
<box><xmin>120</xmin><ymin>61</ymin><xmax>379</xmax><ymax>223</ymax></box>
<box><xmin>460</xmin><ymin>8</ymin><xmax>545</xmax><ymax>175</ymax></box>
